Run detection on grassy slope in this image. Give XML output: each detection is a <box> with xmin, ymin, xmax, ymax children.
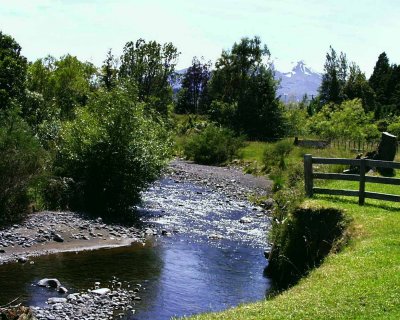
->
<box><xmin>188</xmin><ymin>143</ymin><xmax>400</xmax><ymax>320</ymax></box>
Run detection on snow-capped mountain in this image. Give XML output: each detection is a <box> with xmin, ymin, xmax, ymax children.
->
<box><xmin>172</xmin><ymin>60</ymin><xmax>322</xmax><ymax>102</ymax></box>
<box><xmin>274</xmin><ymin>60</ymin><xmax>322</xmax><ymax>103</ymax></box>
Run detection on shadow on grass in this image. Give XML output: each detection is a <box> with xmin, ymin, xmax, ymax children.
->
<box><xmin>313</xmin><ymin>194</ymin><xmax>400</xmax><ymax>212</ymax></box>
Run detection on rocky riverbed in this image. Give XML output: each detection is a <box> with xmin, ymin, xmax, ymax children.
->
<box><xmin>0</xmin><ymin>211</ymin><xmax>143</xmax><ymax>266</ymax></box>
<box><xmin>0</xmin><ymin>159</ymin><xmax>273</xmax><ymax>320</ymax></box>
<box><xmin>168</xmin><ymin>159</ymin><xmax>272</xmax><ymax>201</ymax></box>
<box><xmin>31</xmin><ymin>279</ymin><xmax>143</xmax><ymax>320</ymax></box>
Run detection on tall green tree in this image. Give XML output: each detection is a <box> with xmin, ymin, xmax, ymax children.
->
<box><xmin>176</xmin><ymin>57</ymin><xmax>211</xmax><ymax>114</ymax></box>
<box><xmin>0</xmin><ymin>31</ymin><xmax>27</xmax><ymax>110</ymax></box>
<box><xmin>318</xmin><ymin>46</ymin><xmax>347</xmax><ymax>106</ymax></box>
<box><xmin>25</xmin><ymin>55</ymin><xmax>97</xmax><ymax>123</ymax></box>
<box><xmin>343</xmin><ymin>63</ymin><xmax>375</xmax><ymax>112</ymax></box>
<box><xmin>119</xmin><ymin>39</ymin><xmax>179</xmax><ymax>115</ymax></box>
<box><xmin>369</xmin><ymin>52</ymin><xmax>391</xmax><ymax>107</ymax></box>
<box><xmin>369</xmin><ymin>53</ymin><xmax>400</xmax><ymax>116</ymax></box>
<box><xmin>208</xmin><ymin>36</ymin><xmax>284</xmax><ymax>139</ymax></box>
<box><xmin>100</xmin><ymin>49</ymin><xmax>118</xmax><ymax>91</ymax></box>
<box><xmin>51</xmin><ymin>55</ymin><xmax>97</xmax><ymax>119</ymax></box>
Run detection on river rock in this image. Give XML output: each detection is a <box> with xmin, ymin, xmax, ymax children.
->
<box><xmin>58</xmin><ymin>286</ymin><xmax>68</xmax><ymax>294</ymax></box>
<box><xmin>38</xmin><ymin>278</ymin><xmax>61</xmax><ymax>288</ymax></box>
<box><xmin>18</xmin><ymin>256</ymin><xmax>28</xmax><ymax>263</ymax></box>
<box><xmin>53</xmin><ymin>234</ymin><xmax>64</xmax><ymax>242</ymax></box>
<box><xmin>240</xmin><ymin>217</ymin><xmax>252</xmax><ymax>223</ymax></box>
<box><xmin>91</xmin><ymin>288</ymin><xmax>111</xmax><ymax>295</ymax></box>
<box><xmin>66</xmin><ymin>294</ymin><xmax>77</xmax><ymax>301</ymax></box>
<box><xmin>47</xmin><ymin>297</ymin><xmax>67</xmax><ymax>304</ymax></box>
<box><xmin>208</xmin><ymin>234</ymin><xmax>223</xmax><ymax>240</ymax></box>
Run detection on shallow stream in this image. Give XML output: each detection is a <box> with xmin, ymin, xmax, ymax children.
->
<box><xmin>0</xmin><ymin>178</ymin><xmax>271</xmax><ymax>319</ymax></box>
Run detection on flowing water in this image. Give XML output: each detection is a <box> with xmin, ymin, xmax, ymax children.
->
<box><xmin>0</xmin><ymin>178</ymin><xmax>271</xmax><ymax>319</ymax></box>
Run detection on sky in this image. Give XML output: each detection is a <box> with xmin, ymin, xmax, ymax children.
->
<box><xmin>1</xmin><ymin>0</ymin><xmax>399</xmax><ymax>76</ymax></box>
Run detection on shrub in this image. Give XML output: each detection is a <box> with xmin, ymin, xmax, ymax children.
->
<box><xmin>388</xmin><ymin>118</ymin><xmax>400</xmax><ymax>139</ymax></box>
<box><xmin>183</xmin><ymin>124</ymin><xmax>244</xmax><ymax>165</ymax></box>
<box><xmin>263</xmin><ymin>139</ymin><xmax>294</xmax><ymax>172</ymax></box>
<box><xmin>0</xmin><ymin>108</ymin><xmax>44</xmax><ymax>224</ymax></box>
<box><xmin>266</xmin><ymin>201</ymin><xmax>350</xmax><ymax>289</ymax></box>
<box><xmin>55</xmin><ymin>88</ymin><xmax>172</xmax><ymax>217</ymax></box>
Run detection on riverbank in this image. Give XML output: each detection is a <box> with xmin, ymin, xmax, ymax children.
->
<box><xmin>188</xmin><ymin>182</ymin><xmax>400</xmax><ymax>319</ymax></box>
<box><xmin>0</xmin><ymin>159</ymin><xmax>272</xmax><ymax>266</ymax></box>
<box><xmin>0</xmin><ymin>211</ymin><xmax>143</xmax><ymax>266</ymax></box>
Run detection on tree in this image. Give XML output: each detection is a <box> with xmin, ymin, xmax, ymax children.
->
<box><xmin>56</xmin><ymin>87</ymin><xmax>172</xmax><ymax>216</ymax></box>
<box><xmin>0</xmin><ymin>31</ymin><xmax>27</xmax><ymax>110</ymax></box>
<box><xmin>208</xmin><ymin>36</ymin><xmax>284</xmax><ymax>139</ymax></box>
<box><xmin>308</xmin><ymin>99</ymin><xmax>379</xmax><ymax>141</ymax></box>
<box><xmin>51</xmin><ymin>55</ymin><xmax>97</xmax><ymax>119</ymax></box>
<box><xmin>343</xmin><ymin>63</ymin><xmax>375</xmax><ymax>112</ymax></box>
<box><xmin>318</xmin><ymin>46</ymin><xmax>347</xmax><ymax>106</ymax></box>
<box><xmin>369</xmin><ymin>52</ymin><xmax>391</xmax><ymax>107</ymax></box>
<box><xmin>119</xmin><ymin>39</ymin><xmax>179</xmax><ymax>115</ymax></box>
<box><xmin>0</xmin><ymin>108</ymin><xmax>45</xmax><ymax>224</ymax></box>
<box><xmin>368</xmin><ymin>53</ymin><xmax>400</xmax><ymax>117</ymax></box>
<box><xmin>24</xmin><ymin>55</ymin><xmax>97</xmax><ymax>126</ymax></box>
<box><xmin>176</xmin><ymin>57</ymin><xmax>211</xmax><ymax>114</ymax></box>
<box><xmin>100</xmin><ymin>49</ymin><xmax>118</xmax><ymax>91</ymax></box>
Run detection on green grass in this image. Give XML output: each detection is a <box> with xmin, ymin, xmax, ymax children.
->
<box><xmin>239</xmin><ymin>141</ymin><xmax>268</xmax><ymax>162</ymax></box>
<box><xmin>187</xmin><ymin>147</ymin><xmax>400</xmax><ymax>320</ymax></box>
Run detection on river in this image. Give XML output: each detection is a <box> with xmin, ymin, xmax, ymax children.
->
<box><xmin>0</xmin><ymin>177</ymin><xmax>272</xmax><ymax>319</ymax></box>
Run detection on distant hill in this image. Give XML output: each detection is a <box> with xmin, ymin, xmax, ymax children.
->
<box><xmin>274</xmin><ymin>61</ymin><xmax>322</xmax><ymax>103</ymax></box>
<box><xmin>172</xmin><ymin>60</ymin><xmax>322</xmax><ymax>102</ymax></box>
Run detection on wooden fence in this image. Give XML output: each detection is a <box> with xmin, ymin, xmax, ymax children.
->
<box><xmin>304</xmin><ymin>154</ymin><xmax>400</xmax><ymax>205</ymax></box>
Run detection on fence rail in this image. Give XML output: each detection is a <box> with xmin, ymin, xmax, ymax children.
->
<box><xmin>304</xmin><ymin>154</ymin><xmax>400</xmax><ymax>205</ymax></box>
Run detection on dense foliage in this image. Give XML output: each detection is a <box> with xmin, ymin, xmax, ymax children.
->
<box><xmin>55</xmin><ymin>88</ymin><xmax>172</xmax><ymax>216</ymax></box>
<box><xmin>183</xmin><ymin>124</ymin><xmax>244</xmax><ymax>165</ymax></box>
<box><xmin>0</xmin><ymin>108</ymin><xmax>44</xmax><ymax>224</ymax></box>
<box><xmin>0</xmin><ymin>31</ymin><xmax>27</xmax><ymax>110</ymax></box>
<box><xmin>119</xmin><ymin>38</ymin><xmax>179</xmax><ymax>116</ymax></box>
<box><xmin>176</xmin><ymin>57</ymin><xmax>211</xmax><ymax>114</ymax></box>
<box><xmin>207</xmin><ymin>37</ymin><xmax>285</xmax><ymax>140</ymax></box>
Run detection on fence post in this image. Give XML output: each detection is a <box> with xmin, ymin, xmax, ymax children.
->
<box><xmin>359</xmin><ymin>158</ymin><xmax>366</xmax><ymax>205</ymax></box>
<box><xmin>304</xmin><ymin>154</ymin><xmax>313</xmax><ymax>197</ymax></box>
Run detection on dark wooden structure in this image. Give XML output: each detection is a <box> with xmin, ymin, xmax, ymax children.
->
<box><xmin>304</xmin><ymin>154</ymin><xmax>400</xmax><ymax>205</ymax></box>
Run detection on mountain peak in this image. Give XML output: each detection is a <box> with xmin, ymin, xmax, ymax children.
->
<box><xmin>274</xmin><ymin>60</ymin><xmax>322</xmax><ymax>102</ymax></box>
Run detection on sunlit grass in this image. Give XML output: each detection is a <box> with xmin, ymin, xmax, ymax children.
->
<box><xmin>238</xmin><ymin>141</ymin><xmax>268</xmax><ymax>163</ymax></box>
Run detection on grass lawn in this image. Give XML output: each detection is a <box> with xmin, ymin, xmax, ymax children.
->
<box><xmin>187</xmin><ymin>152</ymin><xmax>400</xmax><ymax>320</ymax></box>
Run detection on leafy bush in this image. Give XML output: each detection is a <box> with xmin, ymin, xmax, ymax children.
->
<box><xmin>55</xmin><ymin>88</ymin><xmax>172</xmax><ymax>217</ymax></box>
<box><xmin>0</xmin><ymin>108</ymin><xmax>44</xmax><ymax>224</ymax></box>
<box><xmin>388</xmin><ymin>117</ymin><xmax>400</xmax><ymax>139</ymax></box>
<box><xmin>183</xmin><ymin>124</ymin><xmax>244</xmax><ymax>165</ymax></box>
<box><xmin>308</xmin><ymin>99</ymin><xmax>380</xmax><ymax>141</ymax></box>
<box><xmin>263</xmin><ymin>139</ymin><xmax>294</xmax><ymax>172</ymax></box>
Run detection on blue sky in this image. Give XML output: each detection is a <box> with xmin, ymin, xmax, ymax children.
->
<box><xmin>1</xmin><ymin>0</ymin><xmax>399</xmax><ymax>75</ymax></box>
